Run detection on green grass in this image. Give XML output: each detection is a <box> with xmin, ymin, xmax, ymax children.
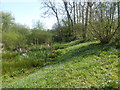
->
<box><xmin>2</xmin><ymin>40</ymin><xmax>119</xmax><ymax>88</ymax></box>
<box><xmin>2</xmin><ymin>47</ymin><xmax>52</xmax><ymax>78</ymax></box>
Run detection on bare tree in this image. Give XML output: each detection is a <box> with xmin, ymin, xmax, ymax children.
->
<box><xmin>41</xmin><ymin>0</ymin><xmax>64</xmax><ymax>41</ymax></box>
<box><xmin>62</xmin><ymin>1</ymin><xmax>74</xmax><ymax>36</ymax></box>
<box><xmin>83</xmin><ymin>3</ymin><xmax>89</xmax><ymax>40</ymax></box>
<box><xmin>88</xmin><ymin>2</ymin><xmax>94</xmax><ymax>23</ymax></box>
<box><xmin>118</xmin><ymin>1</ymin><xmax>120</xmax><ymax>29</ymax></box>
<box><xmin>42</xmin><ymin>0</ymin><xmax>60</xmax><ymax>27</ymax></box>
<box><xmin>73</xmin><ymin>1</ymin><xmax>76</xmax><ymax>24</ymax></box>
<box><xmin>90</xmin><ymin>2</ymin><xmax>118</xmax><ymax>44</ymax></box>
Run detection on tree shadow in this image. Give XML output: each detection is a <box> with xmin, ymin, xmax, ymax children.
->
<box><xmin>47</xmin><ymin>42</ymin><xmax>114</xmax><ymax>65</ymax></box>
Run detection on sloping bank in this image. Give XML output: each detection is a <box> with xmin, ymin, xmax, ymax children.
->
<box><xmin>2</xmin><ymin>41</ymin><xmax>119</xmax><ymax>88</ymax></box>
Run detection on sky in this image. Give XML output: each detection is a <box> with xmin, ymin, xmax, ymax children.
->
<box><xmin>0</xmin><ymin>0</ymin><xmax>57</xmax><ymax>29</ymax></box>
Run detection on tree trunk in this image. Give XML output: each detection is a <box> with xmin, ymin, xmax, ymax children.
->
<box><xmin>73</xmin><ymin>2</ymin><xmax>76</xmax><ymax>24</ymax></box>
<box><xmin>118</xmin><ymin>1</ymin><xmax>120</xmax><ymax>29</ymax></box>
<box><xmin>78</xmin><ymin>2</ymin><xmax>81</xmax><ymax>23</ymax></box>
<box><xmin>83</xmin><ymin>3</ymin><xmax>89</xmax><ymax>40</ymax></box>
<box><xmin>63</xmin><ymin>1</ymin><xmax>73</xmax><ymax>37</ymax></box>
<box><xmin>88</xmin><ymin>2</ymin><xmax>94</xmax><ymax>23</ymax></box>
<box><xmin>82</xmin><ymin>3</ymin><xmax>85</xmax><ymax>39</ymax></box>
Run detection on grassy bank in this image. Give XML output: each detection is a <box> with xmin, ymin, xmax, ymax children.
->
<box><xmin>2</xmin><ymin>40</ymin><xmax>119</xmax><ymax>88</ymax></box>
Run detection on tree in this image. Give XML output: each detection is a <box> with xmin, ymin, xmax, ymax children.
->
<box><xmin>118</xmin><ymin>1</ymin><xmax>120</xmax><ymax>32</ymax></box>
<box><xmin>41</xmin><ymin>0</ymin><xmax>60</xmax><ymax>28</ymax></box>
<box><xmin>41</xmin><ymin>0</ymin><xmax>62</xmax><ymax>40</ymax></box>
<box><xmin>27</xmin><ymin>30</ymin><xmax>52</xmax><ymax>45</ymax></box>
<box><xmin>83</xmin><ymin>2</ymin><xmax>89</xmax><ymax>40</ymax></box>
<box><xmin>89</xmin><ymin>2</ymin><xmax>118</xmax><ymax>44</ymax></box>
<box><xmin>115</xmin><ymin>1</ymin><xmax>120</xmax><ymax>46</ymax></box>
<box><xmin>0</xmin><ymin>12</ymin><xmax>15</xmax><ymax>31</ymax></box>
<box><xmin>62</xmin><ymin>1</ymin><xmax>74</xmax><ymax>40</ymax></box>
<box><xmin>32</xmin><ymin>20</ymin><xmax>44</xmax><ymax>30</ymax></box>
<box><xmin>2</xmin><ymin>30</ymin><xmax>26</xmax><ymax>49</ymax></box>
<box><xmin>88</xmin><ymin>2</ymin><xmax>94</xmax><ymax>23</ymax></box>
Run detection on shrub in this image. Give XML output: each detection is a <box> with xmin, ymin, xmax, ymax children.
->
<box><xmin>27</xmin><ymin>30</ymin><xmax>53</xmax><ymax>45</ymax></box>
<box><xmin>2</xmin><ymin>51</ymin><xmax>18</xmax><ymax>60</ymax></box>
<box><xmin>2</xmin><ymin>31</ymin><xmax>26</xmax><ymax>49</ymax></box>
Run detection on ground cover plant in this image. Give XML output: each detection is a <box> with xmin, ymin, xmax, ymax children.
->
<box><xmin>2</xmin><ymin>41</ymin><xmax>119</xmax><ymax>88</ymax></box>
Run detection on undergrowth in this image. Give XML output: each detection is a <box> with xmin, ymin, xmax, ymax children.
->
<box><xmin>2</xmin><ymin>40</ymin><xmax>119</xmax><ymax>88</ymax></box>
